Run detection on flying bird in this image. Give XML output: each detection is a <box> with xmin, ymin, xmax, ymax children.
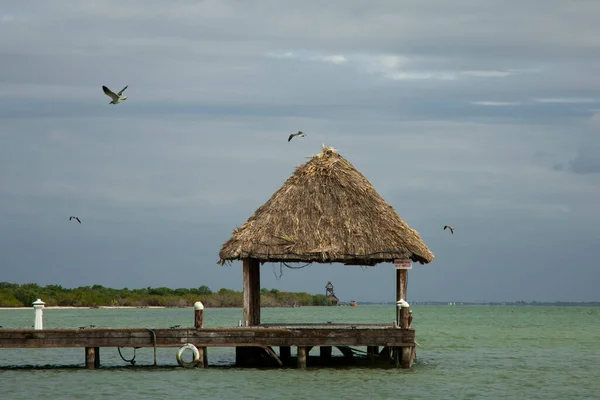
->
<box><xmin>69</xmin><ymin>216</ymin><xmax>81</xmax><ymax>224</ymax></box>
<box><xmin>102</xmin><ymin>85</ymin><xmax>128</xmax><ymax>104</ymax></box>
<box><xmin>288</xmin><ymin>131</ymin><xmax>306</xmax><ymax>142</ymax></box>
<box><xmin>443</xmin><ymin>225</ymin><xmax>454</xmax><ymax>234</ymax></box>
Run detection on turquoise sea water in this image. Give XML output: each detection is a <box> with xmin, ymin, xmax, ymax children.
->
<box><xmin>1</xmin><ymin>305</ymin><xmax>599</xmax><ymax>399</ymax></box>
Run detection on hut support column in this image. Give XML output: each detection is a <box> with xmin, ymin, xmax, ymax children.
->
<box><xmin>243</xmin><ymin>258</ymin><xmax>261</xmax><ymax>326</ymax></box>
<box><xmin>396</xmin><ymin>268</ymin><xmax>412</xmax><ymax>368</ymax></box>
<box><xmin>396</xmin><ymin>269</ymin><xmax>408</xmax><ymax>328</ymax></box>
<box><xmin>237</xmin><ymin>258</ymin><xmax>260</xmax><ymax>367</ymax></box>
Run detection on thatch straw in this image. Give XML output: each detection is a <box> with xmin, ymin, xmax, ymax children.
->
<box><xmin>218</xmin><ymin>146</ymin><xmax>434</xmax><ymax>266</ymax></box>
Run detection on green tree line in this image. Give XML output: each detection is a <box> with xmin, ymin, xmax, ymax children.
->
<box><xmin>0</xmin><ymin>282</ymin><xmax>335</xmax><ymax>308</ymax></box>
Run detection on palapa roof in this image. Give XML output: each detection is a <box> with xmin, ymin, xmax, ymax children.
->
<box><xmin>218</xmin><ymin>146</ymin><xmax>434</xmax><ymax>266</ymax></box>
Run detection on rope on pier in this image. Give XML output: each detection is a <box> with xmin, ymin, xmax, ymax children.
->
<box><xmin>117</xmin><ymin>347</ymin><xmax>138</xmax><ymax>365</ymax></box>
<box><xmin>116</xmin><ymin>330</ymin><xmax>157</xmax><ymax>367</ymax></box>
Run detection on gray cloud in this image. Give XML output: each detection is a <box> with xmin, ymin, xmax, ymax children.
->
<box><xmin>1</xmin><ymin>1</ymin><xmax>600</xmax><ymax>302</ymax></box>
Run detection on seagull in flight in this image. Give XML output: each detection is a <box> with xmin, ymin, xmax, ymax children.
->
<box><xmin>288</xmin><ymin>131</ymin><xmax>306</xmax><ymax>142</ymax></box>
<box><xmin>102</xmin><ymin>85</ymin><xmax>128</xmax><ymax>104</ymax></box>
<box><xmin>443</xmin><ymin>225</ymin><xmax>454</xmax><ymax>234</ymax></box>
<box><xmin>69</xmin><ymin>216</ymin><xmax>82</xmax><ymax>224</ymax></box>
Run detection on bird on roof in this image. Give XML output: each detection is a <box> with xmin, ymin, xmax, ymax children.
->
<box><xmin>102</xmin><ymin>85</ymin><xmax>128</xmax><ymax>104</ymax></box>
<box><xmin>443</xmin><ymin>225</ymin><xmax>454</xmax><ymax>234</ymax></box>
<box><xmin>288</xmin><ymin>131</ymin><xmax>306</xmax><ymax>142</ymax></box>
<box><xmin>69</xmin><ymin>216</ymin><xmax>82</xmax><ymax>224</ymax></box>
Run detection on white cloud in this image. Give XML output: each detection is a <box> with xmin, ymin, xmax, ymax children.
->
<box><xmin>313</xmin><ymin>54</ymin><xmax>347</xmax><ymax>64</ymax></box>
<box><xmin>471</xmin><ymin>101</ymin><xmax>523</xmax><ymax>106</ymax></box>
<box><xmin>267</xmin><ymin>52</ymin><xmax>522</xmax><ymax>82</ymax></box>
<box><xmin>534</xmin><ymin>97</ymin><xmax>597</xmax><ymax>104</ymax></box>
<box><xmin>267</xmin><ymin>51</ymin><xmax>347</xmax><ymax>65</ymax></box>
<box><xmin>460</xmin><ymin>70</ymin><xmax>513</xmax><ymax>77</ymax></box>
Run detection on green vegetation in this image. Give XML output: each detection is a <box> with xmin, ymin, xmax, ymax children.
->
<box><xmin>0</xmin><ymin>282</ymin><xmax>336</xmax><ymax>308</ymax></box>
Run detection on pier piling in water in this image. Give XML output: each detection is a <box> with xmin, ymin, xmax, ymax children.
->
<box><xmin>194</xmin><ymin>301</ymin><xmax>208</xmax><ymax>368</ymax></box>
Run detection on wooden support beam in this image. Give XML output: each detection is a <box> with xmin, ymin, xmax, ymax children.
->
<box><xmin>243</xmin><ymin>258</ymin><xmax>261</xmax><ymax>326</ymax></box>
<box><xmin>397</xmin><ymin>269</ymin><xmax>409</xmax><ymax>329</ymax></box>
<box><xmin>85</xmin><ymin>347</ymin><xmax>99</xmax><ymax>369</ymax></box>
<box><xmin>263</xmin><ymin>346</ymin><xmax>283</xmax><ymax>367</ymax></box>
<box><xmin>320</xmin><ymin>346</ymin><xmax>332</xmax><ymax>361</ymax></box>
<box><xmin>396</xmin><ymin>268</ymin><xmax>407</xmax><ymax>302</ymax></box>
<box><xmin>401</xmin><ymin>346</ymin><xmax>413</xmax><ymax>369</ymax></box>
<box><xmin>280</xmin><ymin>346</ymin><xmax>291</xmax><ymax>365</ymax></box>
<box><xmin>194</xmin><ymin>302</ymin><xmax>207</xmax><ymax>367</ymax></box>
<box><xmin>197</xmin><ymin>347</ymin><xmax>208</xmax><ymax>368</ymax></box>
<box><xmin>297</xmin><ymin>346</ymin><xmax>308</xmax><ymax>369</ymax></box>
<box><xmin>367</xmin><ymin>346</ymin><xmax>379</xmax><ymax>357</ymax></box>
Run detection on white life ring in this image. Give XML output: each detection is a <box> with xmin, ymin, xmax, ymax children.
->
<box><xmin>176</xmin><ymin>343</ymin><xmax>200</xmax><ymax>368</ymax></box>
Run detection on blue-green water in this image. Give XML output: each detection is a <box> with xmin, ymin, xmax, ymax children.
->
<box><xmin>1</xmin><ymin>305</ymin><xmax>599</xmax><ymax>399</ymax></box>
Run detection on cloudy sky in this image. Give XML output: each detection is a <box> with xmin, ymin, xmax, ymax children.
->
<box><xmin>1</xmin><ymin>0</ymin><xmax>599</xmax><ymax>303</ymax></box>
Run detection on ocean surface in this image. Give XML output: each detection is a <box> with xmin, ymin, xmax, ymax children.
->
<box><xmin>1</xmin><ymin>305</ymin><xmax>599</xmax><ymax>399</ymax></box>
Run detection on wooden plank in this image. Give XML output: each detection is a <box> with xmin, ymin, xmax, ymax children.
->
<box><xmin>0</xmin><ymin>327</ymin><xmax>415</xmax><ymax>348</ymax></box>
<box><xmin>0</xmin><ymin>328</ymin><xmax>415</xmax><ymax>341</ymax></box>
<box><xmin>0</xmin><ymin>328</ymin><xmax>415</xmax><ymax>340</ymax></box>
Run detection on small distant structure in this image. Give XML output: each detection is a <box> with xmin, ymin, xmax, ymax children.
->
<box><xmin>325</xmin><ymin>281</ymin><xmax>339</xmax><ymax>305</ymax></box>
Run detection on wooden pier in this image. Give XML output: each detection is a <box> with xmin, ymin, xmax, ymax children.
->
<box><xmin>0</xmin><ymin>263</ymin><xmax>417</xmax><ymax>370</ymax></box>
<box><xmin>1</xmin><ymin>146</ymin><xmax>433</xmax><ymax>370</ymax></box>
<box><xmin>0</xmin><ymin>323</ymin><xmax>416</xmax><ymax>369</ymax></box>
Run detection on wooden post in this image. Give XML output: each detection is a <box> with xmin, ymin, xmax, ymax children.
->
<box><xmin>85</xmin><ymin>347</ymin><xmax>99</xmax><ymax>369</ymax></box>
<box><xmin>367</xmin><ymin>346</ymin><xmax>379</xmax><ymax>366</ymax></box>
<box><xmin>367</xmin><ymin>346</ymin><xmax>379</xmax><ymax>357</ymax></box>
<box><xmin>297</xmin><ymin>346</ymin><xmax>308</xmax><ymax>369</ymax></box>
<box><xmin>194</xmin><ymin>301</ymin><xmax>204</xmax><ymax>329</ymax></box>
<box><xmin>396</xmin><ymin>268</ymin><xmax>411</xmax><ymax>368</ymax></box>
<box><xmin>194</xmin><ymin>301</ymin><xmax>207</xmax><ymax>368</ymax></box>
<box><xmin>320</xmin><ymin>346</ymin><xmax>332</xmax><ymax>363</ymax></box>
<box><xmin>280</xmin><ymin>346</ymin><xmax>291</xmax><ymax>365</ymax></box>
<box><xmin>243</xmin><ymin>258</ymin><xmax>261</xmax><ymax>326</ymax></box>
<box><xmin>396</xmin><ymin>268</ymin><xmax>407</xmax><ymax>302</ymax></box>
<box><xmin>396</xmin><ymin>269</ymin><xmax>409</xmax><ymax>329</ymax></box>
<box><xmin>401</xmin><ymin>347</ymin><xmax>413</xmax><ymax>368</ymax></box>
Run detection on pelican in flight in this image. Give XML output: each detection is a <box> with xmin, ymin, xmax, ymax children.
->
<box><xmin>69</xmin><ymin>216</ymin><xmax>82</xmax><ymax>224</ymax></box>
<box><xmin>102</xmin><ymin>85</ymin><xmax>128</xmax><ymax>104</ymax></box>
<box><xmin>443</xmin><ymin>225</ymin><xmax>454</xmax><ymax>234</ymax></box>
<box><xmin>288</xmin><ymin>131</ymin><xmax>306</xmax><ymax>142</ymax></box>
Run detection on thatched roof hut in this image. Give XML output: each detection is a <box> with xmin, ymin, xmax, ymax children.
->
<box><xmin>218</xmin><ymin>146</ymin><xmax>434</xmax><ymax>266</ymax></box>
